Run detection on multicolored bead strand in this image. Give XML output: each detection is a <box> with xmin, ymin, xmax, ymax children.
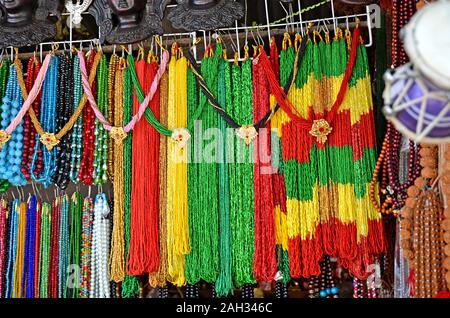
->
<box><xmin>80</xmin><ymin>197</ymin><xmax>94</xmax><ymax>298</ymax></box>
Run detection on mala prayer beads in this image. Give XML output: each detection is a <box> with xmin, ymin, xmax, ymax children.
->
<box><xmin>440</xmin><ymin>145</ymin><xmax>450</xmax><ymax>290</ymax></box>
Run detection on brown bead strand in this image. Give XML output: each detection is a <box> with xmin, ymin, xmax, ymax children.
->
<box><xmin>107</xmin><ymin>55</ymin><xmax>119</xmax><ymax>182</ymax></box>
<box><xmin>402</xmin><ymin>145</ymin><xmax>447</xmax><ymax>297</ymax></box>
<box><xmin>441</xmin><ymin>145</ymin><xmax>450</xmax><ymax>289</ymax></box>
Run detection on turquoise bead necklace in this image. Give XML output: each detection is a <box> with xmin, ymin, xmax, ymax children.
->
<box><xmin>69</xmin><ymin>56</ymin><xmax>83</xmax><ymax>183</ymax></box>
<box><xmin>0</xmin><ymin>66</ymin><xmax>27</xmax><ymax>186</ymax></box>
<box><xmin>30</xmin><ymin>56</ymin><xmax>59</xmax><ymax>188</ymax></box>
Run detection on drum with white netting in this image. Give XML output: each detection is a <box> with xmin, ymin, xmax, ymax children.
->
<box><xmin>383</xmin><ymin>0</ymin><xmax>450</xmax><ymax>144</ymax></box>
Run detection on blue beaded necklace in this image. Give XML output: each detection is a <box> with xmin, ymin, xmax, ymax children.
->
<box><xmin>69</xmin><ymin>56</ymin><xmax>83</xmax><ymax>183</ymax></box>
<box><xmin>30</xmin><ymin>56</ymin><xmax>59</xmax><ymax>188</ymax></box>
<box><xmin>0</xmin><ymin>66</ymin><xmax>27</xmax><ymax>186</ymax></box>
<box><xmin>5</xmin><ymin>200</ymin><xmax>19</xmax><ymax>298</ymax></box>
<box><xmin>22</xmin><ymin>195</ymin><xmax>37</xmax><ymax>298</ymax></box>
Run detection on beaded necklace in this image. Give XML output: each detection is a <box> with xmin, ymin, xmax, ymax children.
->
<box><xmin>80</xmin><ymin>197</ymin><xmax>94</xmax><ymax>298</ymax></box>
<box><xmin>0</xmin><ymin>198</ymin><xmax>7</xmax><ymax>297</ymax></box>
<box><xmin>79</xmin><ymin>51</ymin><xmax>101</xmax><ymax>185</ymax></box>
<box><xmin>252</xmin><ymin>44</ymin><xmax>277</xmax><ymax>284</ymax></box>
<box><xmin>53</xmin><ymin>55</ymin><xmax>75</xmax><ymax>190</ymax></box>
<box><xmin>93</xmin><ymin>55</ymin><xmax>109</xmax><ymax>186</ymax></box>
<box><xmin>278</xmin><ymin>30</ymin><xmax>386</xmax><ymax>279</ymax></box>
<box><xmin>0</xmin><ymin>60</ymin><xmax>10</xmax><ymax>192</ymax></box>
<box><xmin>149</xmin><ymin>71</ymin><xmax>170</xmax><ymax>289</ymax></box>
<box><xmin>272</xmin><ymin>36</ymin><xmax>291</xmax><ymax>286</ymax></box>
<box><xmin>69</xmin><ymin>56</ymin><xmax>84</xmax><ymax>183</ymax></box>
<box><xmin>68</xmin><ymin>192</ymin><xmax>82</xmax><ymax>298</ymax></box>
<box><xmin>78</xmin><ymin>50</ymin><xmax>169</xmax><ymax>144</ymax></box>
<box><xmin>23</xmin><ymin>195</ymin><xmax>37</xmax><ymax>298</ymax></box>
<box><xmin>371</xmin><ymin>0</ymin><xmax>418</xmax><ymax>216</ymax></box>
<box><xmin>109</xmin><ymin>59</ymin><xmax>126</xmax><ymax>283</ymax></box>
<box><xmin>5</xmin><ymin>200</ymin><xmax>19</xmax><ymax>298</ymax></box>
<box><xmin>402</xmin><ymin>145</ymin><xmax>446</xmax><ymax>297</ymax></box>
<box><xmin>48</xmin><ymin>196</ymin><xmax>60</xmax><ymax>298</ymax></box>
<box><xmin>58</xmin><ymin>194</ymin><xmax>70</xmax><ymax>298</ymax></box>
<box><xmin>120</xmin><ymin>66</ymin><xmax>140</xmax><ymax>298</ymax></box>
<box><xmin>0</xmin><ymin>65</ymin><xmax>27</xmax><ymax>186</ymax></box>
<box><xmin>90</xmin><ymin>193</ymin><xmax>110</xmax><ymax>298</ymax></box>
<box><xmin>441</xmin><ymin>145</ymin><xmax>450</xmax><ymax>290</ymax></box>
<box><xmin>33</xmin><ymin>201</ymin><xmax>41</xmax><ymax>298</ymax></box>
<box><xmin>257</xmin><ymin>27</ymin><xmax>360</xmax><ymax>146</ymax></box>
<box><xmin>215</xmin><ymin>52</ymin><xmax>233</xmax><ymax>297</ymax></box>
<box><xmin>167</xmin><ymin>48</ymin><xmax>190</xmax><ymax>287</ymax></box>
<box><xmin>14</xmin><ymin>52</ymin><xmax>101</xmax><ymax>153</ymax></box>
<box><xmin>227</xmin><ymin>56</ymin><xmax>255</xmax><ymax>287</ymax></box>
<box><xmin>127</xmin><ymin>53</ymin><xmax>160</xmax><ymax>276</ymax></box>
<box><xmin>21</xmin><ymin>57</ymin><xmax>42</xmax><ymax>180</ymax></box>
<box><xmin>0</xmin><ymin>58</ymin><xmax>9</xmax><ymax>98</ymax></box>
<box><xmin>0</xmin><ymin>54</ymin><xmax>51</xmax><ymax>150</ymax></box>
<box><xmin>107</xmin><ymin>55</ymin><xmax>119</xmax><ymax>181</ymax></box>
<box><xmin>186</xmin><ymin>44</ymin><xmax>220</xmax><ymax>285</ymax></box>
<box><xmin>38</xmin><ymin>202</ymin><xmax>51</xmax><ymax>298</ymax></box>
<box><xmin>13</xmin><ymin>201</ymin><xmax>26</xmax><ymax>298</ymax></box>
<box><xmin>29</xmin><ymin>56</ymin><xmax>59</xmax><ymax>188</ymax></box>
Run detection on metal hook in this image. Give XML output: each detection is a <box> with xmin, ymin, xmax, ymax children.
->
<box><xmin>256</xmin><ymin>26</ymin><xmax>265</xmax><ymax>47</ymax></box>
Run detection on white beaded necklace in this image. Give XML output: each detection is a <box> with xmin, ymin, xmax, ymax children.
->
<box><xmin>90</xmin><ymin>193</ymin><xmax>110</xmax><ymax>298</ymax></box>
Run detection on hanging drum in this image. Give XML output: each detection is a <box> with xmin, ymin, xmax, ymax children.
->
<box><xmin>383</xmin><ymin>0</ymin><xmax>450</xmax><ymax>144</ymax></box>
<box><xmin>167</xmin><ymin>0</ymin><xmax>244</xmax><ymax>32</ymax></box>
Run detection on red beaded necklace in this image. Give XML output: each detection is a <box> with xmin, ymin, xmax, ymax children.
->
<box><xmin>253</xmin><ymin>43</ymin><xmax>277</xmax><ymax>283</ymax></box>
<box><xmin>48</xmin><ymin>197</ymin><xmax>60</xmax><ymax>298</ymax></box>
<box><xmin>127</xmin><ymin>54</ymin><xmax>161</xmax><ymax>275</ymax></box>
<box><xmin>21</xmin><ymin>56</ymin><xmax>43</xmax><ymax>180</ymax></box>
<box><xmin>79</xmin><ymin>51</ymin><xmax>97</xmax><ymax>185</ymax></box>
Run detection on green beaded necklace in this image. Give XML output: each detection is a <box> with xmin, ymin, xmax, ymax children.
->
<box><xmin>215</xmin><ymin>54</ymin><xmax>233</xmax><ymax>297</ymax></box>
<box><xmin>68</xmin><ymin>192</ymin><xmax>82</xmax><ymax>298</ymax></box>
<box><xmin>121</xmin><ymin>66</ymin><xmax>140</xmax><ymax>298</ymax></box>
<box><xmin>0</xmin><ymin>60</ymin><xmax>10</xmax><ymax>192</ymax></box>
<box><xmin>93</xmin><ymin>56</ymin><xmax>109</xmax><ymax>186</ymax></box>
<box><xmin>229</xmin><ymin>57</ymin><xmax>255</xmax><ymax>287</ymax></box>
<box><xmin>186</xmin><ymin>44</ymin><xmax>222</xmax><ymax>284</ymax></box>
<box><xmin>38</xmin><ymin>202</ymin><xmax>51</xmax><ymax>298</ymax></box>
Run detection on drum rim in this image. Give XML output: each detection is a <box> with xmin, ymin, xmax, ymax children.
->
<box><xmin>389</xmin><ymin>116</ymin><xmax>450</xmax><ymax>144</ymax></box>
<box><xmin>403</xmin><ymin>1</ymin><xmax>450</xmax><ymax>91</ymax></box>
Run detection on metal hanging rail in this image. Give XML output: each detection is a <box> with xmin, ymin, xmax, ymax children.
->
<box><xmin>2</xmin><ymin>0</ymin><xmax>373</xmax><ymax>63</ymax></box>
